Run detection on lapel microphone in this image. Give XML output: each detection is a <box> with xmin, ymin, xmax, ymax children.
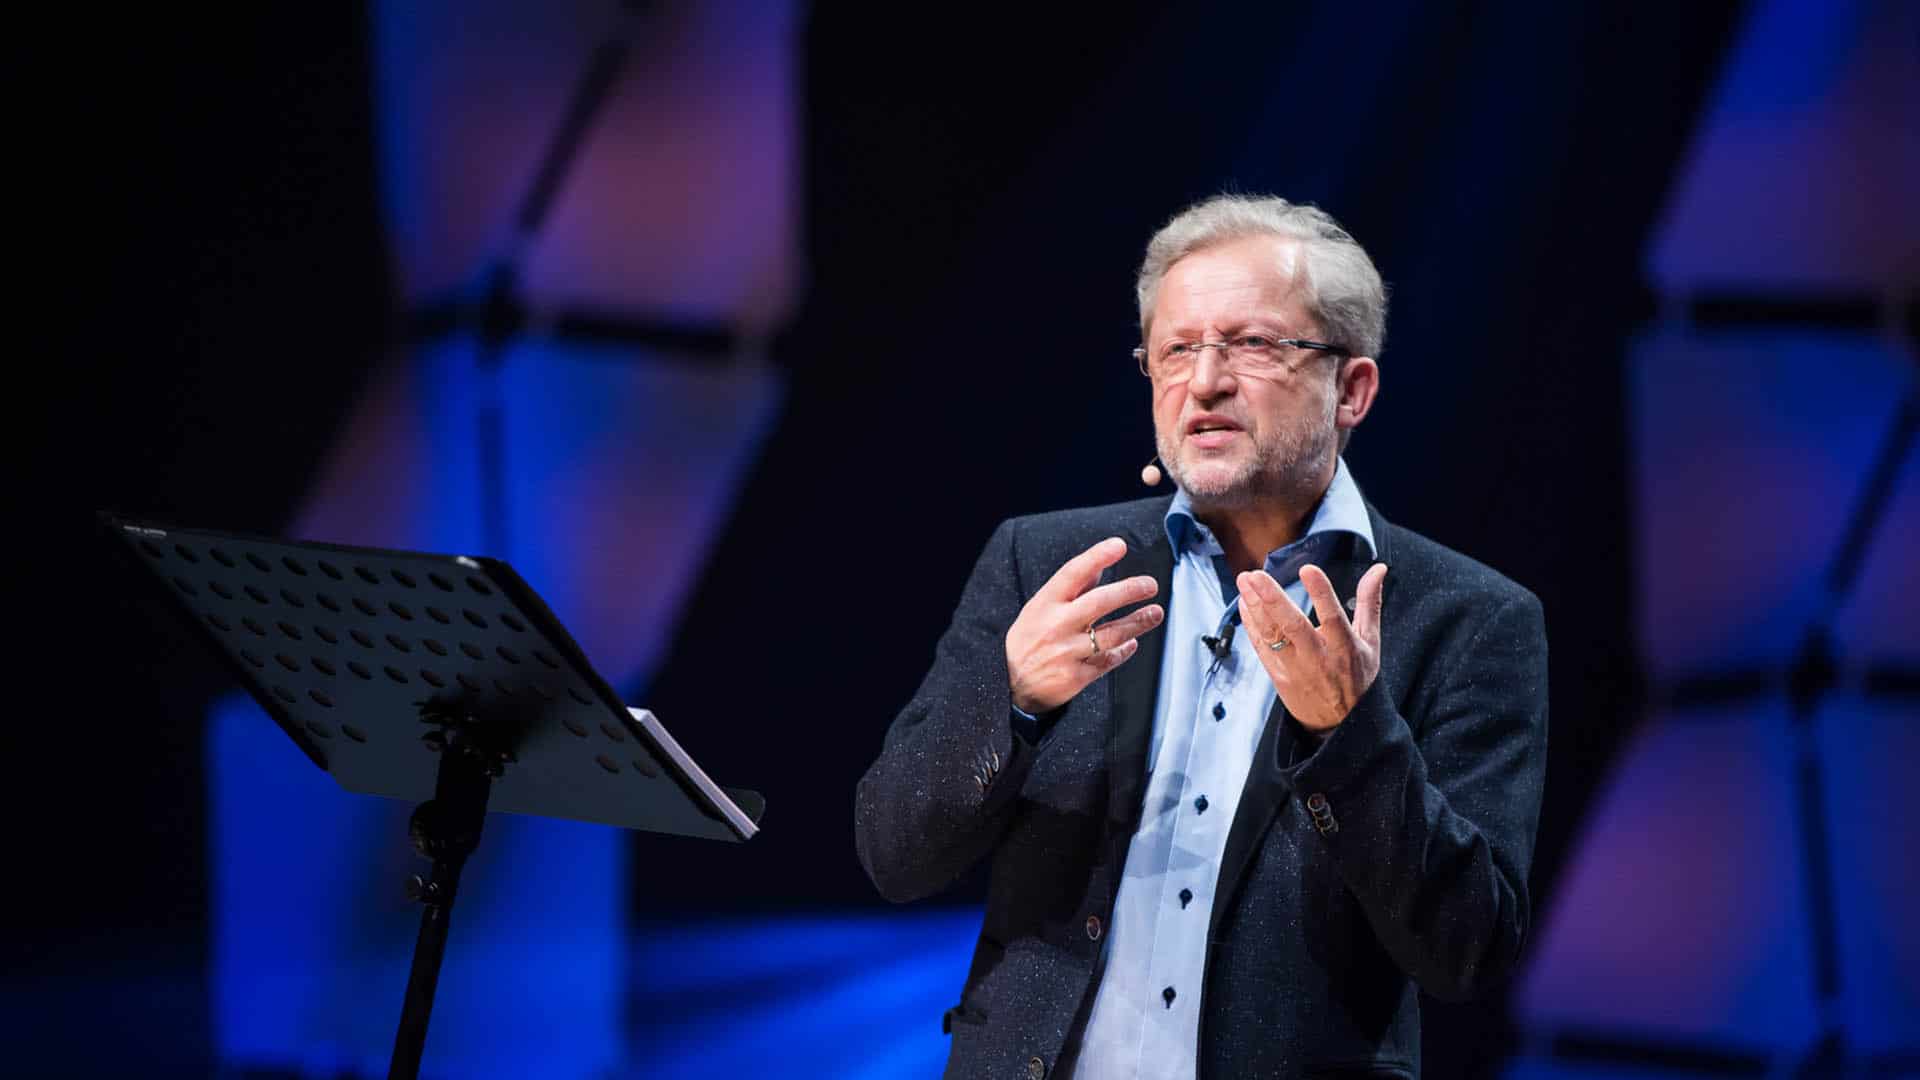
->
<box><xmin>1201</xmin><ymin>617</ymin><xmax>1237</xmax><ymax>661</ymax></box>
<box><xmin>1202</xmin><ymin>616</ymin><xmax>1238</xmax><ymax>678</ymax></box>
<box><xmin>1141</xmin><ymin>456</ymin><xmax>1163</xmax><ymax>486</ymax></box>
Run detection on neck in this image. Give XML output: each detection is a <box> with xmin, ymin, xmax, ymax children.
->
<box><xmin>1203</xmin><ymin>503</ymin><xmax>1314</xmax><ymax>574</ymax></box>
<box><xmin>1190</xmin><ymin>459</ymin><xmax>1336</xmax><ymax>574</ymax></box>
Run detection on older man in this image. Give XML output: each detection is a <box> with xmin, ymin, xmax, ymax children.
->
<box><xmin>855</xmin><ymin>195</ymin><xmax>1547</xmax><ymax>1079</ymax></box>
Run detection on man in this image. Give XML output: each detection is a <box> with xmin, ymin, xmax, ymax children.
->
<box><xmin>854</xmin><ymin>194</ymin><xmax>1547</xmax><ymax>1079</ymax></box>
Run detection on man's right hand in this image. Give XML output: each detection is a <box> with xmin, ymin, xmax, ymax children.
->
<box><xmin>1006</xmin><ymin>537</ymin><xmax>1164</xmax><ymax>716</ymax></box>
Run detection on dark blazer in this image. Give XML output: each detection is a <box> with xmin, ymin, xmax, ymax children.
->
<box><xmin>854</xmin><ymin>495</ymin><xmax>1547</xmax><ymax>1080</ymax></box>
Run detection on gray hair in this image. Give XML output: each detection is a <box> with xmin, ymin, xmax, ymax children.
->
<box><xmin>1135</xmin><ymin>194</ymin><xmax>1388</xmax><ymax>359</ymax></box>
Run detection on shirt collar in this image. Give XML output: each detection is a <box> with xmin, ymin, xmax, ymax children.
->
<box><xmin>1163</xmin><ymin>456</ymin><xmax>1376</xmax><ymax>569</ymax></box>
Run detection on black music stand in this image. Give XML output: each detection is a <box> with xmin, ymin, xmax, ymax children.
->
<box><xmin>101</xmin><ymin>513</ymin><xmax>764</xmax><ymax>1080</ymax></box>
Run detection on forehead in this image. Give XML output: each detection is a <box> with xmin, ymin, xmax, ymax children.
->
<box><xmin>1151</xmin><ymin>233</ymin><xmax>1309</xmax><ymax>338</ymax></box>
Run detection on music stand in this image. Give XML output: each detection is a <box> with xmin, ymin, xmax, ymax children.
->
<box><xmin>101</xmin><ymin>513</ymin><xmax>764</xmax><ymax>1080</ymax></box>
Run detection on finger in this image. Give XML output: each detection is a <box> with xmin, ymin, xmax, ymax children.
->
<box><xmin>1084</xmin><ymin>635</ymin><xmax>1140</xmax><ymax>675</ymax></box>
<box><xmin>1233</xmin><ymin>589</ymin><xmax>1297</xmax><ymax>690</ymax></box>
<box><xmin>1233</xmin><ymin>570</ymin><xmax>1281</xmax><ymax>645</ymax></box>
<box><xmin>1298</xmin><ymin>564</ymin><xmax>1351</xmax><ymax>638</ymax></box>
<box><xmin>1068</xmin><ymin>574</ymin><xmax>1159</xmax><ymax>626</ymax></box>
<box><xmin>1353</xmin><ymin>563</ymin><xmax>1387</xmax><ymax>648</ymax></box>
<box><xmin>1042</xmin><ymin>537</ymin><xmax>1129</xmax><ymax>603</ymax></box>
<box><xmin>1237</xmin><ymin>570</ymin><xmax>1316</xmax><ymax>648</ymax></box>
<box><xmin>1090</xmin><ymin>603</ymin><xmax>1164</xmax><ymax>651</ymax></box>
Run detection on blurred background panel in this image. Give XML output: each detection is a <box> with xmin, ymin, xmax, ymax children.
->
<box><xmin>198</xmin><ymin>2</ymin><xmax>800</xmax><ymax>1074</ymax></box>
<box><xmin>1648</xmin><ymin>0</ymin><xmax>1918</xmax><ymax>292</ymax></box>
<box><xmin>25</xmin><ymin>0</ymin><xmax>1915</xmax><ymax>1076</ymax></box>
<box><xmin>1514</xmin><ymin>701</ymin><xmax>1824</xmax><ymax>1052</ymax></box>
<box><xmin>1627</xmin><ymin>330</ymin><xmax>1910</xmax><ymax>682</ymax></box>
<box><xmin>1814</xmin><ymin>695</ymin><xmax>1920</xmax><ymax>1056</ymax></box>
<box><xmin>1508</xmin><ymin>2</ymin><xmax>1918</xmax><ymax>1079</ymax></box>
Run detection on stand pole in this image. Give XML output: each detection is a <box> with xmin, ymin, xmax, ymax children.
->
<box><xmin>387</xmin><ymin>725</ymin><xmax>498</xmax><ymax>1080</ymax></box>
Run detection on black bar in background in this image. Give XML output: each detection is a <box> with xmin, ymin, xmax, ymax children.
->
<box><xmin>1687</xmin><ymin>293</ymin><xmax>1890</xmax><ymax>331</ymax></box>
<box><xmin>401</xmin><ymin>301</ymin><xmax>742</xmax><ymax>361</ymax></box>
<box><xmin>1549</xmin><ymin>1031</ymin><xmax>1769</xmax><ymax>1076</ymax></box>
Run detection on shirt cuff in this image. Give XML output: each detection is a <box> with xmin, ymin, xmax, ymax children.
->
<box><xmin>1009</xmin><ymin>703</ymin><xmax>1055</xmax><ymax>745</ymax></box>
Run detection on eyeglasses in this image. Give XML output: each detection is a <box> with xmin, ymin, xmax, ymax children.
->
<box><xmin>1133</xmin><ymin>334</ymin><xmax>1347</xmax><ymax>380</ymax></box>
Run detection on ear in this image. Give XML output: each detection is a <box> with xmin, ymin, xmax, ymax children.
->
<box><xmin>1334</xmin><ymin>356</ymin><xmax>1379</xmax><ymax>433</ymax></box>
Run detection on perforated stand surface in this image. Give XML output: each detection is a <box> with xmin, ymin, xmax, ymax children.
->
<box><xmin>105</xmin><ymin>513</ymin><xmax>762</xmax><ymax>840</ymax></box>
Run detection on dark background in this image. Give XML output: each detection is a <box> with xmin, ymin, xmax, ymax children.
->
<box><xmin>23</xmin><ymin>2</ymin><xmax>1915</xmax><ymax>1077</ymax></box>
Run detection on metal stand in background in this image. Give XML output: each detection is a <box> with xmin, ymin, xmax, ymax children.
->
<box><xmin>102</xmin><ymin>513</ymin><xmax>765</xmax><ymax>1080</ymax></box>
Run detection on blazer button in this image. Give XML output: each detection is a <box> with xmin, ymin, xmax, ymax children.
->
<box><xmin>1085</xmin><ymin>914</ymin><xmax>1102</xmax><ymax>941</ymax></box>
<box><xmin>1027</xmin><ymin>1055</ymin><xmax>1048</xmax><ymax>1079</ymax></box>
<box><xmin>1306</xmin><ymin>792</ymin><xmax>1339</xmax><ymax>835</ymax></box>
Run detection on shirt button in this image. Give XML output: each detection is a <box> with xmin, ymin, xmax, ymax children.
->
<box><xmin>1179</xmin><ymin>887</ymin><xmax>1194</xmax><ymax>909</ymax></box>
<box><xmin>1162</xmin><ymin>986</ymin><xmax>1177</xmax><ymax>1008</ymax></box>
<box><xmin>1194</xmin><ymin>795</ymin><xmax>1209</xmax><ymax>814</ymax></box>
<box><xmin>1027</xmin><ymin>1056</ymin><xmax>1047</xmax><ymax>1079</ymax></box>
<box><xmin>1212</xmin><ymin>701</ymin><xmax>1225</xmax><ymax>720</ymax></box>
<box><xmin>1085</xmin><ymin>915</ymin><xmax>1102</xmax><ymax>941</ymax></box>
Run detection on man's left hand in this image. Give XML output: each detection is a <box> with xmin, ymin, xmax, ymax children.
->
<box><xmin>1235</xmin><ymin>563</ymin><xmax>1388</xmax><ymax>734</ymax></box>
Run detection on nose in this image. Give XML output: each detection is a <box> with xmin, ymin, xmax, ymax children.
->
<box><xmin>1186</xmin><ymin>341</ymin><xmax>1237</xmax><ymax>401</ymax></box>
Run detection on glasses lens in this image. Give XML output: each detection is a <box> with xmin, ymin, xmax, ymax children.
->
<box><xmin>1226</xmin><ymin>338</ymin><xmax>1287</xmax><ymax>371</ymax></box>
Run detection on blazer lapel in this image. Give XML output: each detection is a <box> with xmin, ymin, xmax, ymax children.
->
<box><xmin>1208</xmin><ymin>523</ymin><xmax>1386</xmax><ymax>937</ymax></box>
<box><xmin>1106</xmin><ymin>509</ymin><xmax>1175</xmax><ymax>841</ymax></box>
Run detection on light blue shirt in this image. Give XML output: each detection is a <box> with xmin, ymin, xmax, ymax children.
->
<box><xmin>1069</xmin><ymin>457</ymin><xmax>1375</xmax><ymax>1080</ymax></box>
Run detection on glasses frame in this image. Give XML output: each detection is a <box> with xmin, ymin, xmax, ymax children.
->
<box><xmin>1133</xmin><ymin>335</ymin><xmax>1348</xmax><ymax>379</ymax></box>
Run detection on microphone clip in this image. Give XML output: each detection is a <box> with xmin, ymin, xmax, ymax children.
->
<box><xmin>1201</xmin><ymin>625</ymin><xmax>1234</xmax><ymax>660</ymax></box>
<box><xmin>1201</xmin><ymin>617</ymin><xmax>1237</xmax><ymax>675</ymax></box>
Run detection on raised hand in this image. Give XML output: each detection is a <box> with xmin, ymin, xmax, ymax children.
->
<box><xmin>1006</xmin><ymin>537</ymin><xmax>1165</xmax><ymax>715</ymax></box>
<box><xmin>1235</xmin><ymin>562</ymin><xmax>1387</xmax><ymax>733</ymax></box>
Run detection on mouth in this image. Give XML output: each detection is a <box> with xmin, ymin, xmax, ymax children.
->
<box><xmin>1185</xmin><ymin>415</ymin><xmax>1242</xmax><ymax>439</ymax></box>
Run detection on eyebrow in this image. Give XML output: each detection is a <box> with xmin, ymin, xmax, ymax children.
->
<box><xmin>1155</xmin><ymin>320</ymin><xmax>1297</xmax><ymax>341</ymax></box>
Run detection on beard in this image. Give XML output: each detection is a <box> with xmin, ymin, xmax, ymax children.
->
<box><xmin>1156</xmin><ymin>395</ymin><xmax>1338</xmax><ymax>512</ymax></box>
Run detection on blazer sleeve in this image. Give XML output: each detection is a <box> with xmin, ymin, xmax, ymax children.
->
<box><xmin>1277</xmin><ymin>589</ymin><xmax>1548</xmax><ymax>1002</ymax></box>
<box><xmin>853</xmin><ymin>518</ymin><xmax>1048</xmax><ymax>903</ymax></box>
